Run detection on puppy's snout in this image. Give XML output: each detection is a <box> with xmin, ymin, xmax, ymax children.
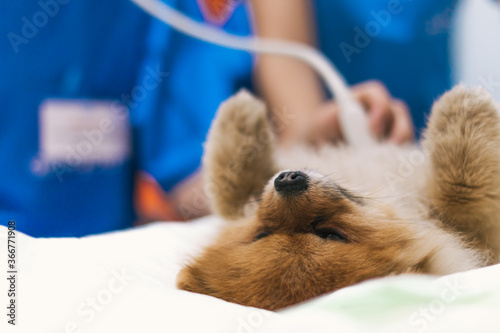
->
<box><xmin>274</xmin><ymin>171</ymin><xmax>308</xmax><ymax>195</ymax></box>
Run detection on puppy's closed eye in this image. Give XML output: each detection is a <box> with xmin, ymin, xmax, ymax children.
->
<box><xmin>254</xmin><ymin>231</ymin><xmax>270</xmax><ymax>241</ymax></box>
<box><xmin>311</xmin><ymin>216</ymin><xmax>348</xmax><ymax>242</ymax></box>
<box><xmin>314</xmin><ymin>228</ymin><xmax>348</xmax><ymax>242</ymax></box>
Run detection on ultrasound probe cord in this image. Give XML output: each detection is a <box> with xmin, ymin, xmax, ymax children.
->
<box><xmin>130</xmin><ymin>0</ymin><xmax>377</xmax><ymax>148</ymax></box>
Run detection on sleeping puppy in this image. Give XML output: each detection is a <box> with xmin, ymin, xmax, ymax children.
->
<box><xmin>177</xmin><ymin>86</ymin><xmax>500</xmax><ymax>310</ymax></box>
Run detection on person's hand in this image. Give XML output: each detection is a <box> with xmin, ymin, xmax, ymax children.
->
<box><xmin>353</xmin><ymin>80</ymin><xmax>414</xmax><ymax>144</ymax></box>
<box><xmin>305</xmin><ymin>81</ymin><xmax>414</xmax><ymax>146</ymax></box>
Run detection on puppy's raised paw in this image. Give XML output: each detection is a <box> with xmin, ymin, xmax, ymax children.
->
<box><xmin>204</xmin><ymin>90</ymin><xmax>278</xmax><ymax>220</ymax></box>
<box><xmin>424</xmin><ymin>85</ymin><xmax>500</xmax><ymax>259</ymax></box>
<box><xmin>426</xmin><ymin>85</ymin><xmax>500</xmax><ymax>141</ymax></box>
<box><xmin>212</xmin><ymin>89</ymin><xmax>270</xmax><ymax>139</ymax></box>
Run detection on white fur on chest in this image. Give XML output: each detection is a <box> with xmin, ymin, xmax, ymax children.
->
<box><xmin>276</xmin><ymin>143</ymin><xmax>429</xmax><ymax>205</ymax></box>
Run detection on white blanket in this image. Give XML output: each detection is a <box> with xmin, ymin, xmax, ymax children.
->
<box><xmin>1</xmin><ymin>216</ymin><xmax>499</xmax><ymax>333</ymax></box>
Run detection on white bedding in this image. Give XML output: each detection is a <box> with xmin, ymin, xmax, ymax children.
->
<box><xmin>1</xmin><ymin>216</ymin><xmax>500</xmax><ymax>333</ymax></box>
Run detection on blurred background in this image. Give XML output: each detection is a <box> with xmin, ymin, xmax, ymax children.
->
<box><xmin>0</xmin><ymin>0</ymin><xmax>498</xmax><ymax>237</ymax></box>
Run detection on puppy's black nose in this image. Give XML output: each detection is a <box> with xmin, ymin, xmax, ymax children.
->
<box><xmin>274</xmin><ymin>171</ymin><xmax>308</xmax><ymax>195</ymax></box>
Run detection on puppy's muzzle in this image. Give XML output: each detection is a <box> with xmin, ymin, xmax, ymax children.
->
<box><xmin>274</xmin><ymin>171</ymin><xmax>308</xmax><ymax>195</ymax></box>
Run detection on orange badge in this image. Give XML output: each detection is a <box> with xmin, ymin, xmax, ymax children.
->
<box><xmin>197</xmin><ymin>0</ymin><xmax>242</xmax><ymax>25</ymax></box>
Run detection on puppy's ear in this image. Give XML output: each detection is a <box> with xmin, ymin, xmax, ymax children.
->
<box><xmin>176</xmin><ymin>265</ymin><xmax>207</xmax><ymax>295</ymax></box>
<box><xmin>204</xmin><ymin>90</ymin><xmax>278</xmax><ymax>220</ymax></box>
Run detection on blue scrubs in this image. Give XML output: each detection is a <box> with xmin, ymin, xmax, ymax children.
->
<box><xmin>0</xmin><ymin>1</ymin><xmax>149</xmax><ymax>237</ymax></box>
<box><xmin>0</xmin><ymin>0</ymin><xmax>252</xmax><ymax>237</ymax></box>
<box><xmin>313</xmin><ymin>0</ymin><xmax>454</xmax><ymax>134</ymax></box>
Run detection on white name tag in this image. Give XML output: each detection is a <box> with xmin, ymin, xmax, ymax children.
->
<box><xmin>35</xmin><ymin>99</ymin><xmax>130</xmax><ymax>174</ymax></box>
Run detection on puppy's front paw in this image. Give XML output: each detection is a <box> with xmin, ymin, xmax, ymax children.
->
<box><xmin>424</xmin><ymin>85</ymin><xmax>500</xmax><ymax>259</ymax></box>
<box><xmin>204</xmin><ymin>90</ymin><xmax>277</xmax><ymax>220</ymax></box>
<box><xmin>426</xmin><ymin>85</ymin><xmax>500</xmax><ymax>142</ymax></box>
<box><xmin>424</xmin><ymin>86</ymin><xmax>500</xmax><ymax>187</ymax></box>
<box><xmin>212</xmin><ymin>89</ymin><xmax>270</xmax><ymax>140</ymax></box>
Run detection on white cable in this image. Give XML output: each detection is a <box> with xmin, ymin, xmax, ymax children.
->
<box><xmin>130</xmin><ymin>0</ymin><xmax>376</xmax><ymax>148</ymax></box>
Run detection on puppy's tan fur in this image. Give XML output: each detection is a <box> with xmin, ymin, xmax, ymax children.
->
<box><xmin>177</xmin><ymin>86</ymin><xmax>500</xmax><ymax>310</ymax></box>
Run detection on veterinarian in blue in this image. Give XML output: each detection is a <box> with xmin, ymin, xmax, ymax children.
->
<box><xmin>0</xmin><ymin>0</ymin><xmax>251</xmax><ymax>237</ymax></box>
